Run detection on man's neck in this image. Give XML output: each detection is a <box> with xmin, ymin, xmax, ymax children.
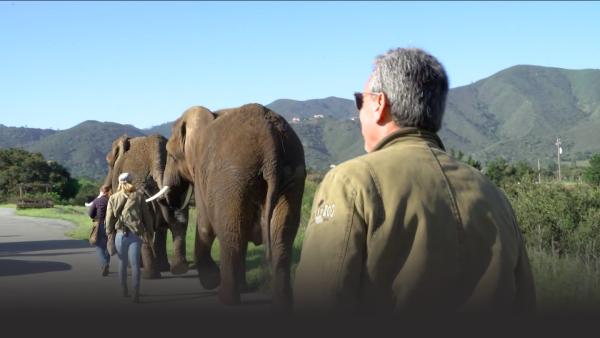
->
<box><xmin>368</xmin><ymin>123</ymin><xmax>402</xmax><ymax>152</ymax></box>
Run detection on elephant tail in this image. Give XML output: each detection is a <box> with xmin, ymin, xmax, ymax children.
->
<box><xmin>261</xmin><ymin>106</ymin><xmax>288</xmax><ymax>262</ymax></box>
<box><xmin>263</xmin><ymin>171</ymin><xmax>279</xmax><ymax>262</ymax></box>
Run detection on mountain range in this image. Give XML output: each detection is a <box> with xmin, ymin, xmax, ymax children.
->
<box><xmin>2</xmin><ymin>65</ymin><xmax>600</xmax><ymax>180</ymax></box>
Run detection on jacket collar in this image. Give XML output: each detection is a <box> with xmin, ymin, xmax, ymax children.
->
<box><xmin>371</xmin><ymin>127</ymin><xmax>446</xmax><ymax>152</ymax></box>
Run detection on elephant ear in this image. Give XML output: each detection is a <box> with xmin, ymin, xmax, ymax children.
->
<box><xmin>106</xmin><ymin>134</ymin><xmax>131</xmax><ymax>167</ymax></box>
<box><xmin>180</xmin><ymin>121</ymin><xmax>187</xmax><ymax>151</ymax></box>
<box><xmin>169</xmin><ymin>106</ymin><xmax>215</xmax><ymax>158</ymax></box>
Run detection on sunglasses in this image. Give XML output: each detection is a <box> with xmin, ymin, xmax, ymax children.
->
<box><xmin>353</xmin><ymin>92</ymin><xmax>381</xmax><ymax>110</ymax></box>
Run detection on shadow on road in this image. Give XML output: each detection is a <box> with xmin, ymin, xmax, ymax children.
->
<box><xmin>238</xmin><ymin>299</ymin><xmax>272</xmax><ymax>307</ymax></box>
<box><xmin>0</xmin><ymin>239</ymin><xmax>90</xmax><ymax>255</ymax></box>
<box><xmin>159</xmin><ymin>274</ymin><xmax>201</xmax><ymax>280</ymax></box>
<box><xmin>2</xmin><ymin>251</ymin><xmax>90</xmax><ymax>258</ymax></box>
<box><xmin>140</xmin><ymin>291</ymin><xmax>218</xmax><ymax>304</ymax></box>
<box><xmin>0</xmin><ymin>259</ymin><xmax>72</xmax><ymax>276</ymax></box>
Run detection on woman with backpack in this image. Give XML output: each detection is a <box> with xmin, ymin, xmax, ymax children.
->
<box><xmin>105</xmin><ymin>172</ymin><xmax>154</xmax><ymax>303</ymax></box>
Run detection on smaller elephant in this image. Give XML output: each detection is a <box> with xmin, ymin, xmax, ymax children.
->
<box><xmin>148</xmin><ymin>103</ymin><xmax>306</xmax><ymax>310</ymax></box>
<box><xmin>104</xmin><ymin>134</ymin><xmax>192</xmax><ymax>278</ymax></box>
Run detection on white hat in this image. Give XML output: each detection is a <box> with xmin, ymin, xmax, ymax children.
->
<box><xmin>118</xmin><ymin>172</ymin><xmax>132</xmax><ymax>183</ymax></box>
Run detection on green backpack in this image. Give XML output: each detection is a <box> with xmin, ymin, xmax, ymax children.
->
<box><xmin>119</xmin><ymin>191</ymin><xmax>145</xmax><ymax>235</ymax></box>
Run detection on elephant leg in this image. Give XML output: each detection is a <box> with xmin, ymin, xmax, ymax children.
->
<box><xmin>169</xmin><ymin>222</ymin><xmax>189</xmax><ymax>275</ymax></box>
<box><xmin>153</xmin><ymin>226</ymin><xmax>171</xmax><ymax>272</ymax></box>
<box><xmin>141</xmin><ymin>241</ymin><xmax>161</xmax><ymax>279</ymax></box>
<box><xmin>217</xmin><ymin>231</ymin><xmax>243</xmax><ymax>305</ymax></box>
<box><xmin>240</xmin><ymin>240</ymin><xmax>249</xmax><ymax>293</ymax></box>
<box><xmin>216</xmin><ymin>194</ymin><xmax>253</xmax><ymax>305</ymax></box>
<box><xmin>269</xmin><ymin>179</ymin><xmax>304</xmax><ymax>312</ymax></box>
<box><xmin>195</xmin><ymin>210</ymin><xmax>220</xmax><ymax>290</ymax></box>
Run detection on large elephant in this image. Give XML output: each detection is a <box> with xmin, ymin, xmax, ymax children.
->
<box><xmin>147</xmin><ymin>103</ymin><xmax>306</xmax><ymax>310</ymax></box>
<box><xmin>104</xmin><ymin>134</ymin><xmax>192</xmax><ymax>278</ymax></box>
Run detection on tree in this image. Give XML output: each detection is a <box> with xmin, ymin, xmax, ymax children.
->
<box><xmin>584</xmin><ymin>154</ymin><xmax>600</xmax><ymax>186</ymax></box>
<box><xmin>466</xmin><ymin>155</ymin><xmax>482</xmax><ymax>170</ymax></box>
<box><xmin>449</xmin><ymin>148</ymin><xmax>481</xmax><ymax>170</ymax></box>
<box><xmin>485</xmin><ymin>157</ymin><xmax>513</xmax><ymax>186</ymax></box>
<box><xmin>514</xmin><ymin>161</ymin><xmax>535</xmax><ymax>180</ymax></box>
<box><xmin>485</xmin><ymin>158</ymin><xmax>535</xmax><ymax>187</ymax></box>
<box><xmin>0</xmin><ymin>148</ymin><xmax>78</xmax><ymax>202</ymax></box>
<box><xmin>72</xmin><ymin>178</ymin><xmax>102</xmax><ymax>205</ymax></box>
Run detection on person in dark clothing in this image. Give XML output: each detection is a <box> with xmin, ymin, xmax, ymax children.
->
<box><xmin>88</xmin><ymin>185</ymin><xmax>111</xmax><ymax>276</ymax></box>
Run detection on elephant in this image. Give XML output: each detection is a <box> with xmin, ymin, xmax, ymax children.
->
<box><xmin>104</xmin><ymin>134</ymin><xmax>192</xmax><ymax>278</ymax></box>
<box><xmin>147</xmin><ymin>103</ymin><xmax>306</xmax><ymax>310</ymax></box>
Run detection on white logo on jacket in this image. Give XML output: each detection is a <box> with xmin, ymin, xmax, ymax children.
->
<box><xmin>314</xmin><ymin>203</ymin><xmax>335</xmax><ymax>224</ymax></box>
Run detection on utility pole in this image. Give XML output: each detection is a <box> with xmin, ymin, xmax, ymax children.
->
<box><xmin>537</xmin><ymin>159</ymin><xmax>541</xmax><ymax>183</ymax></box>
<box><xmin>555</xmin><ymin>137</ymin><xmax>562</xmax><ymax>181</ymax></box>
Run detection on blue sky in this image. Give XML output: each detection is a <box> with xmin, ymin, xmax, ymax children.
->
<box><xmin>1</xmin><ymin>1</ymin><xmax>599</xmax><ymax>130</ymax></box>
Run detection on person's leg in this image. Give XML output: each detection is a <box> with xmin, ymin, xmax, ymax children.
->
<box><xmin>94</xmin><ymin>244</ymin><xmax>108</xmax><ymax>266</ymax></box>
<box><xmin>128</xmin><ymin>233</ymin><xmax>143</xmax><ymax>303</ymax></box>
<box><xmin>96</xmin><ymin>223</ymin><xmax>110</xmax><ymax>276</ymax></box>
<box><xmin>116</xmin><ymin>232</ymin><xmax>130</xmax><ymax>296</ymax></box>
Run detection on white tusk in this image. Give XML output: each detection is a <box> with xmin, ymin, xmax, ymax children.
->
<box><xmin>85</xmin><ymin>202</ymin><xmax>93</xmax><ymax>207</ymax></box>
<box><xmin>180</xmin><ymin>185</ymin><xmax>193</xmax><ymax>210</ymax></box>
<box><xmin>146</xmin><ymin>186</ymin><xmax>170</xmax><ymax>203</ymax></box>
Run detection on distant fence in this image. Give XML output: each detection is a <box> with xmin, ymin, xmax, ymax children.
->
<box><xmin>15</xmin><ymin>183</ymin><xmax>54</xmax><ymax>209</ymax></box>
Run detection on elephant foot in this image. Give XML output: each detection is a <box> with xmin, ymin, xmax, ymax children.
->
<box><xmin>271</xmin><ymin>283</ymin><xmax>293</xmax><ymax>313</ymax></box>
<box><xmin>271</xmin><ymin>296</ymin><xmax>292</xmax><ymax>314</ymax></box>
<box><xmin>142</xmin><ymin>269</ymin><xmax>161</xmax><ymax>279</ymax></box>
<box><xmin>218</xmin><ymin>288</ymin><xmax>240</xmax><ymax>306</ymax></box>
<box><xmin>170</xmin><ymin>260</ymin><xmax>189</xmax><ymax>275</ymax></box>
<box><xmin>156</xmin><ymin>260</ymin><xmax>171</xmax><ymax>272</ymax></box>
<box><xmin>197</xmin><ymin>265</ymin><xmax>220</xmax><ymax>290</ymax></box>
<box><xmin>240</xmin><ymin>281</ymin><xmax>253</xmax><ymax>293</ymax></box>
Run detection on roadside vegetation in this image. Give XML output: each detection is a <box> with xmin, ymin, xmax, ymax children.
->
<box><xmin>3</xmin><ymin>147</ymin><xmax>600</xmax><ymax>312</ymax></box>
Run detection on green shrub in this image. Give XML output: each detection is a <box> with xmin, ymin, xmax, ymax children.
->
<box><xmin>70</xmin><ymin>178</ymin><xmax>102</xmax><ymax>205</ymax></box>
<box><xmin>584</xmin><ymin>154</ymin><xmax>600</xmax><ymax>186</ymax></box>
<box><xmin>504</xmin><ymin>178</ymin><xmax>600</xmax><ymax>259</ymax></box>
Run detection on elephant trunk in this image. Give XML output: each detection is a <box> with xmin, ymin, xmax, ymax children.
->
<box><xmin>102</xmin><ymin>172</ymin><xmax>113</xmax><ymax>191</ymax></box>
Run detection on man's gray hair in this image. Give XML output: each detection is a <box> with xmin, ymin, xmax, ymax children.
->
<box><xmin>370</xmin><ymin>48</ymin><xmax>448</xmax><ymax>132</ymax></box>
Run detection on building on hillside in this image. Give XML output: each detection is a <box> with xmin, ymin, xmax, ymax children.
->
<box><xmin>313</xmin><ymin>114</ymin><xmax>324</xmax><ymax>119</ymax></box>
<box><xmin>291</xmin><ymin>117</ymin><xmax>301</xmax><ymax>124</ymax></box>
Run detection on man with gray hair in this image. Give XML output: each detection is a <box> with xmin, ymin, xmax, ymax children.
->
<box><xmin>293</xmin><ymin>48</ymin><xmax>535</xmax><ymax>315</ymax></box>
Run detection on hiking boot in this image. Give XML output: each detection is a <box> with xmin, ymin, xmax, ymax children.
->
<box><xmin>101</xmin><ymin>265</ymin><xmax>109</xmax><ymax>277</ymax></box>
<box><xmin>132</xmin><ymin>290</ymin><xmax>140</xmax><ymax>303</ymax></box>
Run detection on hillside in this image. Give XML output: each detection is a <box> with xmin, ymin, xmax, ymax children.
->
<box><xmin>144</xmin><ymin>122</ymin><xmax>173</xmax><ymax>137</ymax></box>
<box><xmin>26</xmin><ymin>121</ymin><xmax>145</xmax><ymax>180</ymax></box>
<box><xmin>267</xmin><ymin>96</ymin><xmax>357</xmax><ymax>121</ymax></box>
<box><xmin>0</xmin><ymin>124</ymin><xmax>57</xmax><ymax>148</ymax></box>
<box><xmin>145</xmin><ymin>97</ymin><xmax>358</xmax><ymax>140</ymax></box>
<box><xmin>440</xmin><ymin>65</ymin><xmax>600</xmax><ymax>164</ymax></box>
<box><xmin>291</xmin><ymin>117</ymin><xmax>364</xmax><ymax>170</ymax></box>
<box><xmin>2</xmin><ymin>65</ymin><xmax>600</xmax><ymax>177</ymax></box>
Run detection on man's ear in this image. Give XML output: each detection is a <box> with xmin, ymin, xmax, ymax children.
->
<box><xmin>374</xmin><ymin>92</ymin><xmax>390</xmax><ymax>124</ymax></box>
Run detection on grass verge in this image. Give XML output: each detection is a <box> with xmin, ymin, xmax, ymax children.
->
<box><xmin>4</xmin><ymin>179</ymin><xmax>318</xmax><ymax>292</ymax></box>
<box><xmin>528</xmin><ymin>247</ymin><xmax>600</xmax><ymax>313</ymax></box>
<box><xmin>8</xmin><ymin>180</ymin><xmax>599</xmax><ymax>313</ymax></box>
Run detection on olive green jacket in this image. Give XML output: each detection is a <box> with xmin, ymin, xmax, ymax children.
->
<box><xmin>293</xmin><ymin>128</ymin><xmax>535</xmax><ymax>314</ymax></box>
<box><xmin>105</xmin><ymin>190</ymin><xmax>154</xmax><ymax>241</ymax></box>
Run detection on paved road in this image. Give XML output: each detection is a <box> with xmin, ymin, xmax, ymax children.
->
<box><xmin>0</xmin><ymin>208</ymin><xmax>271</xmax><ymax>319</ymax></box>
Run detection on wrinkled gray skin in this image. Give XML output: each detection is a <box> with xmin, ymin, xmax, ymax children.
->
<box><xmin>104</xmin><ymin>134</ymin><xmax>191</xmax><ymax>278</ymax></box>
<box><xmin>162</xmin><ymin>103</ymin><xmax>306</xmax><ymax>311</ymax></box>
